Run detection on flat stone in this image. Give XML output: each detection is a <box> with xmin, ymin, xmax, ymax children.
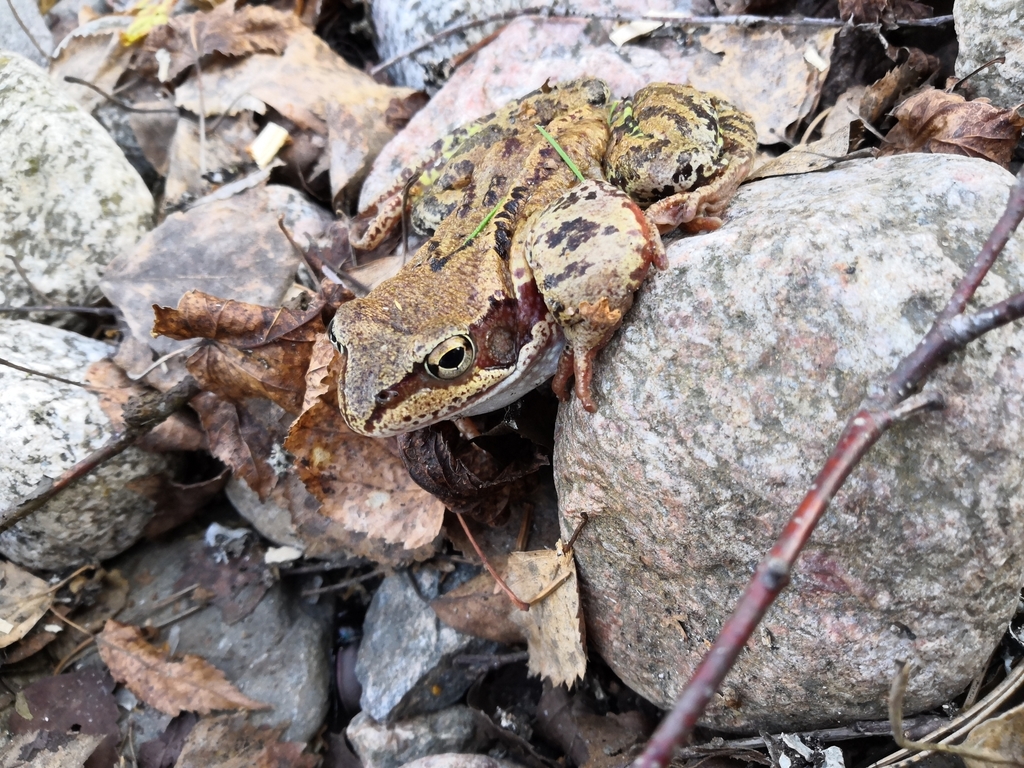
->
<box><xmin>0</xmin><ymin>53</ymin><xmax>153</xmax><ymax>308</ymax></box>
<box><xmin>356</xmin><ymin>569</ymin><xmax>499</xmax><ymax>723</ymax></box>
<box><xmin>346</xmin><ymin>707</ymin><xmax>491</xmax><ymax>768</ymax></box>
<box><xmin>954</xmin><ymin>0</ymin><xmax>1024</xmax><ymax>108</ymax></box>
<box><xmin>0</xmin><ymin>320</ymin><xmax>168</xmax><ymax>570</ymax></box>
<box><xmin>554</xmin><ymin>154</ymin><xmax>1024</xmax><ymax>731</ymax></box>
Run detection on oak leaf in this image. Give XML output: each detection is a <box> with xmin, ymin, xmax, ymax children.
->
<box><xmin>504</xmin><ymin>540</ymin><xmax>587</xmax><ymax>688</ymax></box>
<box><xmin>97</xmin><ymin>620</ymin><xmax>270</xmax><ymax>716</ymax></box>
<box><xmin>879</xmin><ymin>88</ymin><xmax>1024</xmax><ymax>167</ymax></box>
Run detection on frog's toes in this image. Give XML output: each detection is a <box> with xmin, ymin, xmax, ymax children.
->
<box><xmin>551</xmin><ymin>346</ymin><xmax>598</xmax><ymax>413</ymax></box>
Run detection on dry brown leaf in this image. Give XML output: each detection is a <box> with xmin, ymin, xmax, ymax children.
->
<box><xmin>173</xmin><ymin>714</ymin><xmax>318</xmax><ymax>768</ymax></box>
<box><xmin>504</xmin><ymin>540</ymin><xmax>586</xmax><ymax>688</ymax></box>
<box><xmin>430</xmin><ymin>570</ymin><xmax>526</xmax><ymax>645</ymax></box>
<box><xmin>301</xmin><ymin>332</ymin><xmax>337</xmax><ymax>412</ymax></box>
<box><xmin>101</xmin><ymin>185</ymin><xmax>331</xmax><ymax>361</ymax></box>
<box><xmin>162</xmin><ymin>114</ymin><xmax>260</xmax><ymax>210</ymax></box>
<box><xmin>0</xmin><ymin>561</ymin><xmax>53</xmax><ymax>649</ymax></box>
<box><xmin>860</xmin><ymin>48</ymin><xmax>940</xmax><ymax>126</ymax></box>
<box><xmin>174</xmin><ymin>27</ymin><xmax>412</xmax><ymax>135</ymax></box>
<box><xmin>535</xmin><ymin>685</ymin><xmax>649</xmax><ymax>768</ymax></box>
<box><xmin>191</xmin><ymin>393</ymin><xmax>293</xmax><ymax>500</ymax></box>
<box><xmin>0</xmin><ymin>730</ymin><xmax>105</xmax><ymax>768</ymax></box>
<box><xmin>97</xmin><ymin>619</ymin><xmax>270</xmax><ymax>716</ymax></box>
<box><xmin>879</xmin><ymin>88</ymin><xmax>1024</xmax><ymax>167</ymax></box>
<box><xmin>50</xmin><ymin>18</ymin><xmax>134</xmax><ymax>113</ymax></box>
<box><xmin>285</xmin><ymin>381</ymin><xmax>445</xmax><ymax>551</ymax></box>
<box><xmin>748</xmin><ymin>124</ymin><xmax>855</xmax><ymax>180</ymax></box>
<box><xmin>154</xmin><ymin>291</ymin><xmax>325</xmax><ymax>415</ymax></box>
<box><xmin>142</xmin><ymin>0</ymin><xmax>303</xmax><ymax>82</ymax></box>
<box><xmin>963</xmin><ymin>701</ymin><xmax>1024</xmax><ymax>768</ymax></box>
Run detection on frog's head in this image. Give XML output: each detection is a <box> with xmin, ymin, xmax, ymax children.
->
<box><xmin>327</xmin><ymin>257</ymin><xmax>556</xmax><ymax>437</ymax></box>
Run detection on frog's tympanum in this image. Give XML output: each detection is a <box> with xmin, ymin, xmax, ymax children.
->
<box><xmin>329</xmin><ymin>78</ymin><xmax>756</xmax><ymax>437</ymax></box>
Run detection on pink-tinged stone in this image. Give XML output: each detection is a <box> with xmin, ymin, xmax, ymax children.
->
<box><xmin>555</xmin><ymin>153</ymin><xmax>1024</xmax><ymax>731</ymax></box>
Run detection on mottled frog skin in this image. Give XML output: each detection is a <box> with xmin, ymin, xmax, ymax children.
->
<box><xmin>329</xmin><ymin>79</ymin><xmax>756</xmax><ymax>436</ymax></box>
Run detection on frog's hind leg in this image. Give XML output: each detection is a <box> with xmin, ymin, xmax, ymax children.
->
<box><xmin>522</xmin><ymin>178</ymin><xmax>665</xmax><ymax>412</ymax></box>
<box><xmin>644</xmin><ymin>98</ymin><xmax>757</xmax><ymax>233</ymax></box>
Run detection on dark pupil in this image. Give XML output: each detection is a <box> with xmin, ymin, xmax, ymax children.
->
<box><xmin>439</xmin><ymin>347</ymin><xmax>465</xmax><ymax>370</ymax></box>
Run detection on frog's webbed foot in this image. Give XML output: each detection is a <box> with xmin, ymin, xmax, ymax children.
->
<box><xmin>643</xmin><ymin>147</ymin><xmax>753</xmax><ymax>234</ymax></box>
<box><xmin>551</xmin><ymin>297</ymin><xmax>623</xmax><ymax>412</ymax></box>
<box><xmin>350</xmin><ymin>192</ymin><xmax>405</xmax><ymax>251</ymax></box>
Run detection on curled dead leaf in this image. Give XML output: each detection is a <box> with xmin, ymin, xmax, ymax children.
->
<box><xmin>879</xmin><ymin>88</ymin><xmax>1024</xmax><ymax>167</ymax></box>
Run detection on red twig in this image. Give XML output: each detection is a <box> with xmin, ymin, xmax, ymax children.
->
<box><xmin>454</xmin><ymin>511</ymin><xmax>530</xmax><ymax>611</ymax></box>
<box><xmin>635</xmin><ymin>168</ymin><xmax>1024</xmax><ymax>768</ymax></box>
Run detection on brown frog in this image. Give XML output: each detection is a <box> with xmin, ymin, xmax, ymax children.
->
<box><xmin>328</xmin><ymin>78</ymin><xmax>756</xmax><ymax>436</ymax></box>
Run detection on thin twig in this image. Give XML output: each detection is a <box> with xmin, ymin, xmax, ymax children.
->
<box><xmin>3</xmin><ymin>0</ymin><xmax>50</xmax><ymax>60</ymax></box>
<box><xmin>0</xmin><ymin>305</ymin><xmax>119</xmax><ymax>316</ymax></box>
<box><xmin>126</xmin><ymin>340</ymin><xmax>203</xmax><ymax>381</ymax></box>
<box><xmin>62</xmin><ymin>76</ymin><xmax>178</xmax><ymax>113</ymax></box>
<box><xmin>190</xmin><ymin>18</ymin><xmax>207</xmax><ymax>178</ymax></box>
<box><xmin>455</xmin><ymin>511</ymin><xmax>530</xmax><ymax>611</ymax></box>
<box><xmin>300</xmin><ymin>569</ymin><xmax>384</xmax><ymax>597</ymax></box>
<box><xmin>0</xmin><ymin>375</ymin><xmax>201</xmax><ymax>536</ymax></box>
<box><xmin>634</xmin><ymin>168</ymin><xmax>1024</xmax><ymax>768</ymax></box>
<box><xmin>6</xmin><ymin>253</ymin><xmax>49</xmax><ymax>304</ymax></box>
<box><xmin>0</xmin><ymin>356</ymin><xmax>92</xmax><ymax>389</ymax></box>
<box><xmin>369</xmin><ymin>8</ymin><xmax>954</xmax><ymax>76</ymax></box>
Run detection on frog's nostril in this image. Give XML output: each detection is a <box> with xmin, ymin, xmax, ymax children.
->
<box><xmin>375</xmin><ymin>389</ymin><xmax>398</xmax><ymax>405</ymax></box>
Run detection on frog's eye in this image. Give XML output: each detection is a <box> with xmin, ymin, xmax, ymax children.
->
<box><xmin>425</xmin><ymin>335</ymin><xmax>475</xmax><ymax>380</ymax></box>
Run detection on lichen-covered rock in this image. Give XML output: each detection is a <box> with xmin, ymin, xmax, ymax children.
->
<box><xmin>554</xmin><ymin>154</ymin><xmax>1024</xmax><ymax>731</ymax></box>
<box><xmin>0</xmin><ymin>53</ymin><xmax>153</xmax><ymax>308</ymax></box>
<box><xmin>954</xmin><ymin>0</ymin><xmax>1024</xmax><ymax>108</ymax></box>
<box><xmin>0</xmin><ymin>320</ymin><xmax>169</xmax><ymax>570</ymax></box>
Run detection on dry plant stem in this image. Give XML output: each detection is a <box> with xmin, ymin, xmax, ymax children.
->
<box><xmin>0</xmin><ymin>356</ymin><xmax>91</xmax><ymax>389</ymax></box>
<box><xmin>2</xmin><ymin>0</ymin><xmax>49</xmax><ymax>60</ymax></box>
<box><xmin>369</xmin><ymin>8</ymin><xmax>953</xmax><ymax>76</ymax></box>
<box><xmin>6</xmin><ymin>253</ymin><xmax>49</xmax><ymax>303</ymax></box>
<box><xmin>0</xmin><ymin>305</ymin><xmax>119</xmax><ymax>315</ymax></box>
<box><xmin>454</xmin><ymin>511</ymin><xmax>530</xmax><ymax>611</ymax></box>
<box><xmin>62</xmin><ymin>77</ymin><xmax>178</xmax><ymax>113</ymax></box>
<box><xmin>635</xmin><ymin>169</ymin><xmax>1024</xmax><ymax>768</ymax></box>
<box><xmin>0</xmin><ymin>375</ymin><xmax>201</xmax><ymax>536</ymax></box>
<box><xmin>870</xmin><ymin>661</ymin><xmax>1024</xmax><ymax>768</ymax></box>
<box><xmin>890</xmin><ymin>663</ymin><xmax>1024</xmax><ymax>766</ymax></box>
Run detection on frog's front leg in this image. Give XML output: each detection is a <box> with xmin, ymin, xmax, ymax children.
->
<box><xmin>519</xmin><ymin>179</ymin><xmax>666</xmax><ymax>412</ymax></box>
<box><xmin>605</xmin><ymin>84</ymin><xmax>757</xmax><ymax>235</ymax></box>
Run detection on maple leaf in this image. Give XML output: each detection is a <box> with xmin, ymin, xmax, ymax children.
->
<box><xmin>879</xmin><ymin>88</ymin><xmax>1024</xmax><ymax>168</ymax></box>
<box><xmin>97</xmin><ymin>620</ymin><xmax>270</xmax><ymax>716</ymax></box>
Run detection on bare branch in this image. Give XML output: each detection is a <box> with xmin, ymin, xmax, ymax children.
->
<box><xmin>0</xmin><ymin>375</ymin><xmax>201</xmax><ymax>536</ymax></box>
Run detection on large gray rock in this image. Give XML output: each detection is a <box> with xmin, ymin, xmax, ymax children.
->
<box><xmin>0</xmin><ymin>320</ymin><xmax>169</xmax><ymax>570</ymax></box>
<box><xmin>356</xmin><ymin>569</ymin><xmax>498</xmax><ymax>723</ymax></box>
<box><xmin>554</xmin><ymin>154</ymin><xmax>1024</xmax><ymax>731</ymax></box>
<box><xmin>0</xmin><ymin>53</ymin><xmax>153</xmax><ymax>308</ymax></box>
<box><xmin>954</xmin><ymin>0</ymin><xmax>1024</xmax><ymax>108</ymax></box>
<box><xmin>346</xmin><ymin>707</ymin><xmax>492</xmax><ymax>768</ymax></box>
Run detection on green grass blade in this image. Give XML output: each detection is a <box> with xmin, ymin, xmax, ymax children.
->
<box><xmin>535</xmin><ymin>124</ymin><xmax>585</xmax><ymax>182</ymax></box>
